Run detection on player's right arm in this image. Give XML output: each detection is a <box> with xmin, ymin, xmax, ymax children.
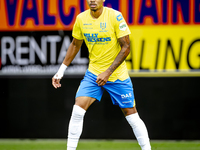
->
<box><xmin>52</xmin><ymin>38</ymin><xmax>83</xmax><ymax>89</ymax></box>
<box><xmin>62</xmin><ymin>38</ymin><xmax>83</xmax><ymax>67</ymax></box>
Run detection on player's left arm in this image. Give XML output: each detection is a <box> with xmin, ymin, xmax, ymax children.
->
<box><xmin>96</xmin><ymin>35</ymin><xmax>130</xmax><ymax>86</ymax></box>
<box><xmin>108</xmin><ymin>35</ymin><xmax>130</xmax><ymax>73</ymax></box>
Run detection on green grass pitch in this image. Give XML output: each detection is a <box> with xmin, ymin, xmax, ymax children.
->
<box><xmin>0</xmin><ymin>139</ymin><xmax>199</xmax><ymax>150</ymax></box>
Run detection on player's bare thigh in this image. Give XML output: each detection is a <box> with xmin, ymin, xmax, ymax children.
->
<box><xmin>121</xmin><ymin>107</ymin><xmax>137</xmax><ymax>116</ymax></box>
<box><xmin>75</xmin><ymin>96</ymin><xmax>96</xmax><ymax>110</ymax></box>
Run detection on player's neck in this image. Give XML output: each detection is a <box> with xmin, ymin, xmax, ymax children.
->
<box><xmin>90</xmin><ymin>6</ymin><xmax>103</xmax><ymax>19</ymax></box>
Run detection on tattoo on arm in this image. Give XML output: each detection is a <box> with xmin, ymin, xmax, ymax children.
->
<box><xmin>108</xmin><ymin>35</ymin><xmax>130</xmax><ymax>73</ymax></box>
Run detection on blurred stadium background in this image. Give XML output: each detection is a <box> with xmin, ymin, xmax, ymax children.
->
<box><xmin>0</xmin><ymin>0</ymin><xmax>200</xmax><ymax>146</ymax></box>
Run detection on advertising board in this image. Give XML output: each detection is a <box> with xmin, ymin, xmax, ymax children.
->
<box><xmin>0</xmin><ymin>0</ymin><xmax>200</xmax><ymax>76</ymax></box>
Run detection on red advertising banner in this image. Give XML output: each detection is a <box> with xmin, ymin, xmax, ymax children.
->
<box><xmin>0</xmin><ymin>0</ymin><xmax>199</xmax><ymax>31</ymax></box>
<box><xmin>0</xmin><ymin>0</ymin><xmax>200</xmax><ymax>76</ymax></box>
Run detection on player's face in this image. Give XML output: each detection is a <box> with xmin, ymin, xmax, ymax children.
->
<box><xmin>87</xmin><ymin>0</ymin><xmax>105</xmax><ymax>12</ymax></box>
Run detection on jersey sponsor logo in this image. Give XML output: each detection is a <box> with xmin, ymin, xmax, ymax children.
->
<box><xmin>100</xmin><ymin>22</ymin><xmax>106</xmax><ymax>30</ymax></box>
<box><xmin>116</xmin><ymin>14</ymin><xmax>123</xmax><ymax>21</ymax></box>
<box><xmin>83</xmin><ymin>23</ymin><xmax>93</xmax><ymax>29</ymax></box>
<box><xmin>83</xmin><ymin>23</ymin><xmax>92</xmax><ymax>26</ymax></box>
<box><xmin>84</xmin><ymin>33</ymin><xmax>111</xmax><ymax>43</ymax></box>
<box><xmin>121</xmin><ymin>93</ymin><xmax>132</xmax><ymax>99</ymax></box>
<box><xmin>119</xmin><ymin>22</ymin><xmax>127</xmax><ymax>31</ymax></box>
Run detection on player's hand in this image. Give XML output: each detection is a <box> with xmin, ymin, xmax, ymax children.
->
<box><xmin>52</xmin><ymin>73</ymin><xmax>63</xmax><ymax>89</ymax></box>
<box><xmin>96</xmin><ymin>70</ymin><xmax>111</xmax><ymax>86</ymax></box>
<box><xmin>52</xmin><ymin>63</ymin><xmax>67</xmax><ymax>88</ymax></box>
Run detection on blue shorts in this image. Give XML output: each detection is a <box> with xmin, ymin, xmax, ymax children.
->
<box><xmin>75</xmin><ymin>70</ymin><xmax>135</xmax><ymax>108</ymax></box>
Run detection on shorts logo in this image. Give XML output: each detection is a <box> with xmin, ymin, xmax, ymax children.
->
<box><xmin>121</xmin><ymin>93</ymin><xmax>132</xmax><ymax>99</ymax></box>
<box><xmin>119</xmin><ymin>22</ymin><xmax>127</xmax><ymax>31</ymax></box>
<box><xmin>116</xmin><ymin>14</ymin><xmax>123</xmax><ymax>21</ymax></box>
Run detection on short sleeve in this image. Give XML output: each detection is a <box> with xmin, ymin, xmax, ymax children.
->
<box><xmin>72</xmin><ymin>16</ymin><xmax>84</xmax><ymax>40</ymax></box>
<box><xmin>114</xmin><ymin>12</ymin><xmax>131</xmax><ymax>38</ymax></box>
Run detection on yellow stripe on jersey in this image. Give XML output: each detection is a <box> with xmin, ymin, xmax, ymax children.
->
<box><xmin>72</xmin><ymin>7</ymin><xmax>131</xmax><ymax>82</ymax></box>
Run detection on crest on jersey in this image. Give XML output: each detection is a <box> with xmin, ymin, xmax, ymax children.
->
<box><xmin>100</xmin><ymin>22</ymin><xmax>106</xmax><ymax>30</ymax></box>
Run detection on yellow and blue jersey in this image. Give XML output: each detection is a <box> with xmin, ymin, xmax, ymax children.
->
<box><xmin>72</xmin><ymin>7</ymin><xmax>131</xmax><ymax>82</ymax></box>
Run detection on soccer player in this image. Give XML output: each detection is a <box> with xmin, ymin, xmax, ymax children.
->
<box><xmin>52</xmin><ymin>0</ymin><xmax>151</xmax><ymax>150</ymax></box>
